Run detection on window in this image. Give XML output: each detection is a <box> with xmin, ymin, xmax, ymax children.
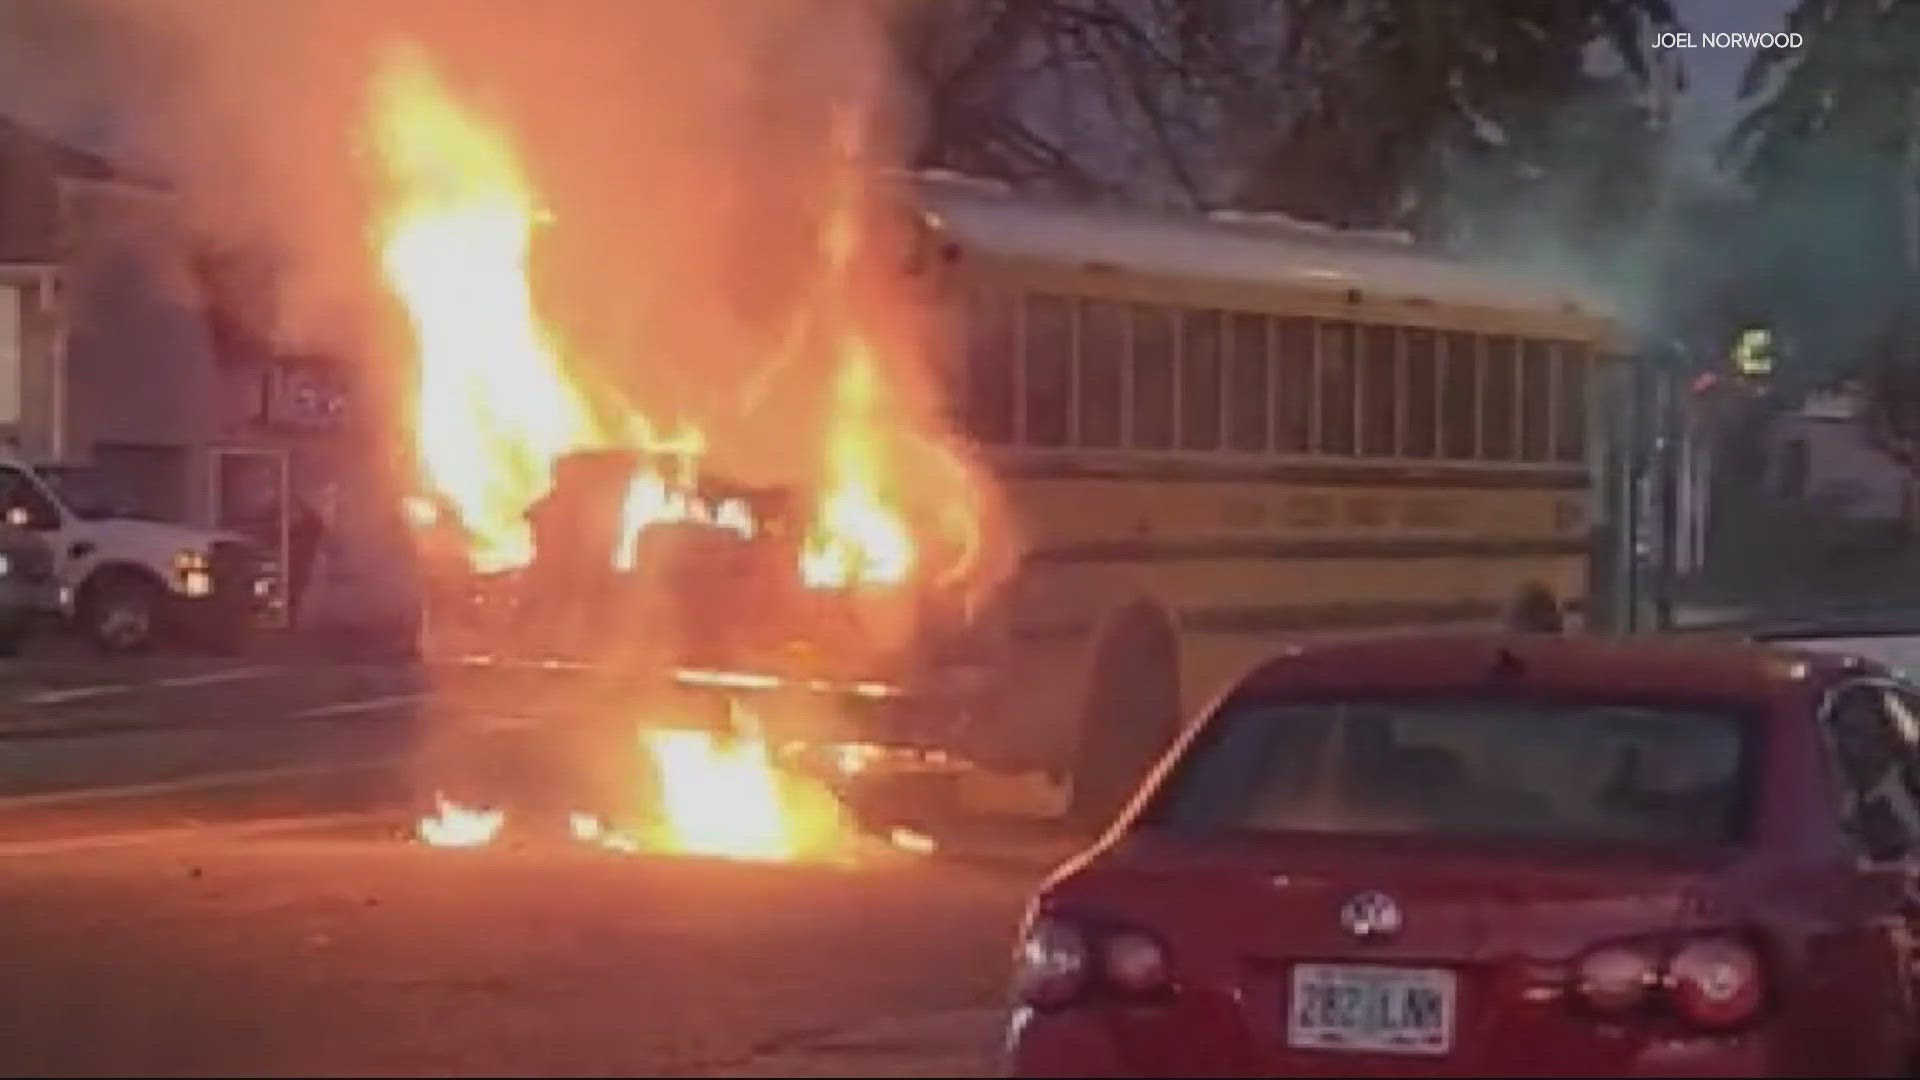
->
<box><xmin>1361</xmin><ymin>324</ymin><xmax>1399</xmax><ymax>457</ymax></box>
<box><xmin>0</xmin><ymin>284</ymin><xmax>21</xmax><ymax>425</ymax></box>
<box><xmin>1077</xmin><ymin>300</ymin><xmax>1126</xmax><ymax>449</ymax></box>
<box><xmin>1317</xmin><ymin>321</ymin><xmax>1357</xmax><ymax>456</ymax></box>
<box><xmin>962</xmin><ymin>290</ymin><xmax>1016</xmax><ymax>444</ymax></box>
<box><xmin>1130</xmin><ymin>305</ymin><xmax>1177</xmax><ymax>450</ymax></box>
<box><xmin>1520</xmin><ymin>340</ymin><xmax>1553</xmax><ymax>462</ymax></box>
<box><xmin>1272</xmin><ymin>318</ymin><xmax>1313</xmax><ymax>453</ymax></box>
<box><xmin>90</xmin><ymin>446</ymin><xmax>186</xmax><ymax>521</ymax></box>
<box><xmin>1440</xmin><ymin>331</ymin><xmax>1477</xmax><ymax>459</ymax></box>
<box><xmin>1403</xmin><ymin>329</ymin><xmax>1439</xmax><ymax>459</ymax></box>
<box><xmin>1482</xmin><ymin>336</ymin><xmax>1519</xmax><ymax>460</ymax></box>
<box><xmin>1180</xmin><ymin>310</ymin><xmax>1223</xmax><ymax>451</ymax></box>
<box><xmin>1554</xmin><ymin>346</ymin><xmax>1589</xmax><ymax>463</ymax></box>
<box><xmin>1022</xmin><ymin>293</ymin><xmax>1074</xmax><ymax>447</ymax></box>
<box><xmin>1147</xmin><ymin>697</ymin><xmax>1749</xmax><ymax>847</ymax></box>
<box><xmin>1227</xmin><ymin>313</ymin><xmax>1270</xmax><ymax>453</ymax></box>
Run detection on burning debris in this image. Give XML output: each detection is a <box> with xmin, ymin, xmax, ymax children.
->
<box><xmin>417</xmin><ymin>695</ymin><xmax>855</xmax><ymax>862</ymax></box>
<box><xmin>888</xmin><ymin>828</ymin><xmax>938</xmax><ymax>856</ymax></box>
<box><xmin>417</xmin><ymin>794</ymin><xmax>506</xmax><ymax>848</ymax></box>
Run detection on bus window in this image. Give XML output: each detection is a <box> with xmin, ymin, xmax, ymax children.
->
<box><xmin>1131</xmin><ymin>304</ymin><xmax>1176</xmax><ymax>450</ymax></box>
<box><xmin>964</xmin><ymin>289</ymin><xmax>1017</xmax><ymax>444</ymax></box>
<box><xmin>1520</xmin><ymin>339</ymin><xmax>1552</xmax><ymax>462</ymax></box>
<box><xmin>1361</xmin><ymin>324</ymin><xmax>1399</xmax><ymax>458</ymax></box>
<box><xmin>1228</xmin><ymin>313</ymin><xmax>1269</xmax><ymax>453</ymax></box>
<box><xmin>1482</xmin><ymin>335</ymin><xmax>1519</xmax><ymax>460</ymax></box>
<box><xmin>1181</xmin><ymin>310</ymin><xmax>1224</xmax><ymax>452</ymax></box>
<box><xmin>1023</xmin><ymin>293</ymin><xmax>1074</xmax><ymax>447</ymax></box>
<box><xmin>1440</xmin><ymin>331</ymin><xmax>1477</xmax><ymax>460</ymax></box>
<box><xmin>1555</xmin><ymin>345</ymin><xmax>1589</xmax><ymax>463</ymax></box>
<box><xmin>1404</xmin><ymin>328</ymin><xmax>1439</xmax><ymax>459</ymax></box>
<box><xmin>1078</xmin><ymin>300</ymin><xmax>1126</xmax><ymax>449</ymax></box>
<box><xmin>1273</xmin><ymin>317</ymin><xmax>1313</xmax><ymax>453</ymax></box>
<box><xmin>1318</xmin><ymin>321</ymin><xmax>1358</xmax><ymax>456</ymax></box>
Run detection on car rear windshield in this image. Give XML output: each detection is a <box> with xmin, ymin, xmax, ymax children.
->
<box><xmin>1146</xmin><ymin>698</ymin><xmax>1749</xmax><ymax>847</ymax></box>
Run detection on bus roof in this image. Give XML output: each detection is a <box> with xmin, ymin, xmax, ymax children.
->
<box><xmin>916</xmin><ymin>177</ymin><xmax>1615</xmax><ymax>328</ymax></box>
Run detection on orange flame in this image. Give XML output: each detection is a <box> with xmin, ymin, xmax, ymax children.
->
<box><xmin>614</xmin><ymin>448</ymin><xmax>755</xmax><ymax>572</ymax></box>
<box><xmin>801</xmin><ymin>339</ymin><xmax>914</xmax><ymax>588</ymax></box>
<box><xmin>639</xmin><ymin>702</ymin><xmax>848</xmax><ymax>861</ymax></box>
<box><xmin>370</xmin><ymin>45</ymin><xmax>603</xmax><ymax>573</ymax></box>
<box><xmin>417</xmin><ymin>793</ymin><xmax>506</xmax><ymax>847</ymax></box>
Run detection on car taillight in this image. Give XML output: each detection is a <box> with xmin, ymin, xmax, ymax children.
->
<box><xmin>1100</xmin><ymin>929</ymin><xmax>1170</xmax><ymax>995</ymax></box>
<box><xmin>1014</xmin><ymin>914</ymin><xmax>1172</xmax><ymax>1008</ymax></box>
<box><xmin>1574</xmin><ymin>942</ymin><xmax>1661</xmax><ymax>1014</ymax></box>
<box><xmin>1570</xmin><ymin>933</ymin><xmax>1764</xmax><ymax>1030</ymax></box>
<box><xmin>1666</xmin><ymin>936</ymin><xmax>1764</xmax><ymax>1030</ymax></box>
<box><xmin>1014</xmin><ymin>915</ymin><xmax>1090</xmax><ymax>1008</ymax></box>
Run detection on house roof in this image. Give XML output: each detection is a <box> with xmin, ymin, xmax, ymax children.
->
<box><xmin>0</xmin><ymin>114</ymin><xmax>166</xmax><ymax>190</ymax></box>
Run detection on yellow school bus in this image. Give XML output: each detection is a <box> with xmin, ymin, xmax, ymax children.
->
<box><xmin>908</xmin><ymin>174</ymin><xmax>1630</xmax><ymax>825</ymax></box>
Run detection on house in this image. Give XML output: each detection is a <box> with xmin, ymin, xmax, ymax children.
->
<box><xmin>0</xmin><ymin>114</ymin><xmax>232</xmax><ymax>522</ymax></box>
<box><xmin>1764</xmin><ymin>382</ymin><xmax>1910</xmax><ymax>527</ymax></box>
<box><xmin>0</xmin><ymin>117</ymin><xmax>418</xmax><ymax>642</ymax></box>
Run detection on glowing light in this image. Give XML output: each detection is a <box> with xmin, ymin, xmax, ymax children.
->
<box><xmin>417</xmin><ymin>793</ymin><xmax>506</xmax><ymax>847</ymax></box>
<box><xmin>889</xmin><ymin>827</ymin><xmax>937</xmax><ymax>855</ymax></box>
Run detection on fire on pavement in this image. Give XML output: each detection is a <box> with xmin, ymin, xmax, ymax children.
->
<box><xmin>371</xmin><ymin>44</ymin><xmax>1005</xmax><ymax>861</ymax></box>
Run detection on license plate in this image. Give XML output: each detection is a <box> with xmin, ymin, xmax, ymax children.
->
<box><xmin>1287</xmin><ymin>963</ymin><xmax>1455</xmax><ymax>1055</ymax></box>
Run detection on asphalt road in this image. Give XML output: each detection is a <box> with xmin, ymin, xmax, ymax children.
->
<box><xmin>0</xmin><ymin>651</ymin><xmax>1044</xmax><ymax>1077</ymax></box>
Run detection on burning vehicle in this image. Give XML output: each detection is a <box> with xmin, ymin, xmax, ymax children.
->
<box><xmin>371</xmin><ymin>46</ymin><xmax>1005</xmax><ymax>860</ymax></box>
<box><xmin>415</xmin><ymin>444</ymin><xmax>987</xmax><ymax>855</ymax></box>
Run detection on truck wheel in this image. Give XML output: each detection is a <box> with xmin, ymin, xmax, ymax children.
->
<box><xmin>1067</xmin><ymin>602</ymin><xmax>1181</xmax><ymax>834</ymax></box>
<box><xmin>79</xmin><ymin>570</ymin><xmax>163</xmax><ymax>654</ymax></box>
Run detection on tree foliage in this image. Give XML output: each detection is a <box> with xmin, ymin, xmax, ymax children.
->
<box><xmin>897</xmin><ymin>0</ymin><xmax>1678</xmax><ymax>236</ymax></box>
<box><xmin>1725</xmin><ymin>0</ymin><xmax>1920</xmax><ymax>430</ymax></box>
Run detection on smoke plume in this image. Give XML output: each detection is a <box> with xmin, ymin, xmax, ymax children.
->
<box><xmin>3</xmin><ymin>0</ymin><xmax>962</xmax><ymax>496</ymax></box>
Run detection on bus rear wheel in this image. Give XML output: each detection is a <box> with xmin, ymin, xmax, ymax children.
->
<box><xmin>1067</xmin><ymin>602</ymin><xmax>1181</xmax><ymax>834</ymax></box>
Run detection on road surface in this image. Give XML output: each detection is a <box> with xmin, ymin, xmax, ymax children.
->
<box><xmin>0</xmin><ymin>652</ymin><xmax>1047</xmax><ymax>1076</ymax></box>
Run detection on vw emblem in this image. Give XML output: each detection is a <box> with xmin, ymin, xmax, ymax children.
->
<box><xmin>1339</xmin><ymin>891</ymin><xmax>1402</xmax><ymax>940</ymax></box>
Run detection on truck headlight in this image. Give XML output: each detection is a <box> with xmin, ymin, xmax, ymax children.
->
<box><xmin>175</xmin><ymin>549</ymin><xmax>213</xmax><ymax>596</ymax></box>
<box><xmin>0</xmin><ymin>553</ymin><xmax>11</xmax><ymax>578</ymax></box>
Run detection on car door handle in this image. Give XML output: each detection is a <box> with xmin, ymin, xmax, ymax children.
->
<box><xmin>68</xmin><ymin>541</ymin><xmax>94</xmax><ymax>560</ymax></box>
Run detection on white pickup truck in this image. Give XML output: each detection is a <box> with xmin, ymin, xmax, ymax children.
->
<box><xmin>0</xmin><ymin>454</ymin><xmax>270</xmax><ymax>652</ymax></box>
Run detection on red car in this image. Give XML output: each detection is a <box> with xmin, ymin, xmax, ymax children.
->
<box><xmin>1006</xmin><ymin>633</ymin><xmax>1920</xmax><ymax>1077</ymax></box>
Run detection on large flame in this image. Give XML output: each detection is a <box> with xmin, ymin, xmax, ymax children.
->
<box><xmin>640</xmin><ymin>698</ymin><xmax>847</xmax><ymax>860</ymax></box>
<box><xmin>801</xmin><ymin>338</ymin><xmax>913</xmax><ymax>588</ymax></box>
<box><xmin>370</xmin><ymin>46</ymin><xmax>603</xmax><ymax>573</ymax></box>
<box><xmin>793</xmin><ymin>116</ymin><xmax>921</xmax><ymax>592</ymax></box>
<box><xmin>374</xmin><ymin>46</ymin><xmax>1002</xmax><ymax>865</ymax></box>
